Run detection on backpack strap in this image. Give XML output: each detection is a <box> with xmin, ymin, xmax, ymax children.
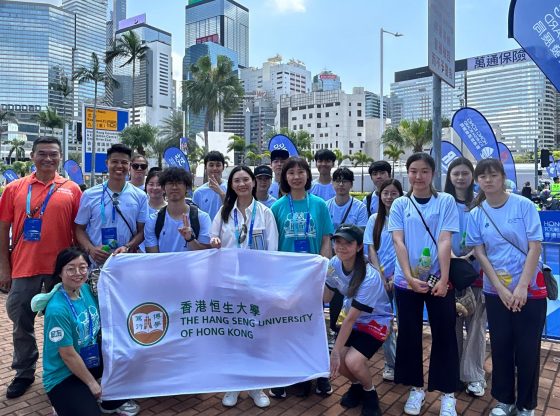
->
<box><xmin>155</xmin><ymin>206</ymin><xmax>167</xmax><ymax>241</ymax></box>
<box><xmin>366</xmin><ymin>193</ymin><xmax>373</xmax><ymax>217</ymax></box>
<box><xmin>187</xmin><ymin>201</ymin><xmax>200</xmax><ymax>238</ymax></box>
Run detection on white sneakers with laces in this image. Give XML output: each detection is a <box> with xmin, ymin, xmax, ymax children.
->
<box><xmin>222</xmin><ymin>391</ymin><xmax>240</xmax><ymax>407</ymax></box>
<box><xmin>439</xmin><ymin>393</ymin><xmax>457</xmax><ymax>416</ymax></box>
<box><xmin>466</xmin><ymin>380</ymin><xmax>487</xmax><ymax>397</ymax></box>
<box><xmin>490</xmin><ymin>402</ymin><xmax>517</xmax><ymax>416</ymax></box>
<box><xmin>404</xmin><ymin>387</ymin><xmax>425</xmax><ymax>415</ymax></box>
<box><xmin>248</xmin><ymin>389</ymin><xmax>270</xmax><ymax>408</ymax></box>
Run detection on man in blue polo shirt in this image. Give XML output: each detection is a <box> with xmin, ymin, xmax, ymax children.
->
<box><xmin>192</xmin><ymin>151</ymin><xmax>227</xmax><ymax>220</ymax></box>
<box><xmin>268</xmin><ymin>149</ymin><xmax>289</xmax><ymax>199</ymax></box>
<box><xmin>310</xmin><ymin>149</ymin><xmax>336</xmax><ymax>201</ymax></box>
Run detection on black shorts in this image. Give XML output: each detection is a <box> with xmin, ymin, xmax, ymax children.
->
<box><xmin>344</xmin><ymin>329</ymin><xmax>384</xmax><ymax>359</ymax></box>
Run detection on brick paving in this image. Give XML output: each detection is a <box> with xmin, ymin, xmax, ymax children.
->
<box><xmin>1</xmin><ymin>292</ymin><xmax>560</xmax><ymax>415</ymax></box>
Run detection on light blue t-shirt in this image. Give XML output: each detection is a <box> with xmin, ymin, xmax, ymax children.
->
<box><xmin>258</xmin><ymin>195</ymin><xmax>277</xmax><ymax>209</ymax></box>
<box><xmin>364</xmin><ymin>213</ymin><xmax>397</xmax><ymax>279</ymax></box>
<box><xmin>466</xmin><ymin>193</ymin><xmax>546</xmax><ymax>298</ymax></box>
<box><xmin>326</xmin><ymin>196</ymin><xmax>369</xmax><ymax>229</ymax></box>
<box><xmin>43</xmin><ymin>285</ymin><xmax>100</xmax><ymax>393</ymax></box>
<box><xmin>144</xmin><ymin>208</ymin><xmax>211</xmax><ymax>253</ymax></box>
<box><xmin>271</xmin><ymin>193</ymin><xmax>334</xmax><ymax>254</ymax></box>
<box><xmin>310</xmin><ymin>180</ymin><xmax>336</xmax><ymax>201</ymax></box>
<box><xmin>268</xmin><ymin>181</ymin><xmax>281</xmax><ymax>199</ymax></box>
<box><xmin>388</xmin><ymin>193</ymin><xmax>459</xmax><ymax>290</ymax></box>
<box><xmin>192</xmin><ymin>181</ymin><xmax>227</xmax><ymax>220</ymax></box>
<box><xmin>326</xmin><ymin>257</ymin><xmax>392</xmax><ymax>341</ymax></box>
<box><xmin>75</xmin><ymin>182</ymin><xmax>148</xmax><ymax>248</ymax></box>
<box><xmin>367</xmin><ymin>192</ymin><xmax>380</xmax><ymax>216</ymax></box>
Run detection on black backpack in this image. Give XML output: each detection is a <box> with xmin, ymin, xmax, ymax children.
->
<box><xmin>155</xmin><ymin>202</ymin><xmax>200</xmax><ymax>241</ymax></box>
<box><xmin>365</xmin><ymin>192</ymin><xmax>374</xmax><ymax>217</ymax></box>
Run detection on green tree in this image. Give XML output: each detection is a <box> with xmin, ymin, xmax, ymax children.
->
<box><xmin>187</xmin><ymin>143</ymin><xmax>205</xmax><ymax>174</ymax></box>
<box><xmin>11</xmin><ymin>160</ymin><xmax>28</xmax><ymax>176</ymax></box>
<box><xmin>264</xmin><ymin>128</ymin><xmax>313</xmax><ymax>152</ymax></box>
<box><xmin>120</xmin><ymin>124</ymin><xmax>158</xmax><ymax>156</ymax></box>
<box><xmin>244</xmin><ymin>151</ymin><xmax>262</xmax><ymax>166</ymax></box>
<box><xmin>399</xmin><ymin>119</ymin><xmax>431</xmax><ymax>153</ymax></box>
<box><xmin>35</xmin><ymin>107</ymin><xmax>63</xmax><ymax>135</ymax></box>
<box><xmin>300</xmin><ymin>150</ymin><xmax>314</xmax><ymax>164</ymax></box>
<box><xmin>68</xmin><ymin>152</ymin><xmax>82</xmax><ymax>164</ymax></box>
<box><xmin>383</xmin><ymin>144</ymin><xmax>405</xmax><ymax>178</ymax></box>
<box><xmin>227</xmin><ymin>135</ymin><xmax>256</xmax><ymax>164</ymax></box>
<box><xmin>159</xmin><ymin>110</ymin><xmax>184</xmax><ymax>147</ymax></box>
<box><xmin>106</xmin><ymin>30</ymin><xmax>149</xmax><ymax>126</ymax></box>
<box><xmin>150</xmin><ymin>136</ymin><xmax>177</xmax><ymax>168</ymax></box>
<box><xmin>7</xmin><ymin>138</ymin><xmax>26</xmax><ymax>163</ymax></box>
<box><xmin>182</xmin><ymin>55</ymin><xmax>244</xmax><ymax>152</ymax></box>
<box><xmin>333</xmin><ymin>149</ymin><xmax>351</xmax><ymax>166</ymax></box>
<box><xmin>51</xmin><ymin>75</ymin><xmax>74</xmax><ymax>161</ymax></box>
<box><xmin>74</xmin><ymin>52</ymin><xmax>117</xmax><ymax>186</ymax></box>
<box><xmin>381</xmin><ymin>126</ymin><xmax>405</xmax><ymax>148</ymax></box>
<box><xmin>351</xmin><ymin>151</ymin><xmax>374</xmax><ymax>193</ymax></box>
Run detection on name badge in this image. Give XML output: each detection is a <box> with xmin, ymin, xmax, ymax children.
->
<box><xmin>101</xmin><ymin>227</ymin><xmax>118</xmax><ymax>249</ymax></box>
<box><xmin>79</xmin><ymin>343</ymin><xmax>100</xmax><ymax>369</ymax></box>
<box><xmin>294</xmin><ymin>239</ymin><xmax>310</xmax><ymax>253</ymax></box>
<box><xmin>23</xmin><ymin>218</ymin><xmax>42</xmax><ymax>241</ymax></box>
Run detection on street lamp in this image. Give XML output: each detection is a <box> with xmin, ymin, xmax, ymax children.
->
<box><xmin>379</xmin><ymin>27</ymin><xmax>403</xmax><ymax>160</ymax></box>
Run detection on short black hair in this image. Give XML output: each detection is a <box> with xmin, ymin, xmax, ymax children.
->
<box><xmin>204</xmin><ymin>150</ymin><xmax>225</xmax><ymax>166</ymax></box>
<box><xmin>145</xmin><ymin>168</ymin><xmax>163</xmax><ymax>191</ymax></box>
<box><xmin>314</xmin><ymin>149</ymin><xmax>336</xmax><ymax>162</ymax></box>
<box><xmin>52</xmin><ymin>247</ymin><xmax>90</xmax><ymax>280</ymax></box>
<box><xmin>107</xmin><ymin>143</ymin><xmax>132</xmax><ymax>158</ymax></box>
<box><xmin>333</xmin><ymin>167</ymin><xmax>354</xmax><ymax>182</ymax></box>
<box><xmin>280</xmin><ymin>156</ymin><xmax>313</xmax><ymax>193</ymax></box>
<box><xmin>159</xmin><ymin>167</ymin><xmax>193</xmax><ymax>189</ymax></box>
<box><xmin>32</xmin><ymin>137</ymin><xmax>61</xmax><ymax>152</ymax></box>
<box><xmin>368</xmin><ymin>160</ymin><xmax>391</xmax><ymax>176</ymax></box>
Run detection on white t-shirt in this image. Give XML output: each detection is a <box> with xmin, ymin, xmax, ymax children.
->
<box><xmin>310</xmin><ymin>180</ymin><xmax>336</xmax><ymax>201</ymax></box>
<box><xmin>192</xmin><ymin>181</ymin><xmax>227</xmax><ymax>220</ymax></box>
<box><xmin>326</xmin><ymin>196</ymin><xmax>369</xmax><ymax>229</ymax></box>
<box><xmin>388</xmin><ymin>193</ymin><xmax>459</xmax><ymax>290</ymax></box>
<box><xmin>466</xmin><ymin>193</ymin><xmax>546</xmax><ymax>298</ymax></box>
<box><xmin>364</xmin><ymin>213</ymin><xmax>397</xmax><ymax>279</ymax></box>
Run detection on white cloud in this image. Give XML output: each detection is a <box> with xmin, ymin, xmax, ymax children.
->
<box><xmin>269</xmin><ymin>0</ymin><xmax>307</xmax><ymax>13</ymax></box>
<box><xmin>171</xmin><ymin>51</ymin><xmax>183</xmax><ymax>82</ymax></box>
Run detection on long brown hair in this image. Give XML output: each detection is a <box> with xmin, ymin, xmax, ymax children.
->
<box><xmin>347</xmin><ymin>244</ymin><xmax>367</xmax><ymax>298</ymax></box>
<box><xmin>373</xmin><ymin>179</ymin><xmax>403</xmax><ymax>251</ymax></box>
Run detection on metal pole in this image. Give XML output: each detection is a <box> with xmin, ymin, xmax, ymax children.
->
<box><xmin>432</xmin><ymin>74</ymin><xmax>442</xmax><ymax>190</ymax></box>
<box><xmin>534</xmin><ymin>138</ymin><xmax>538</xmax><ymax>190</ymax></box>
<box><xmin>379</xmin><ymin>27</ymin><xmax>384</xmax><ymax>161</ymax></box>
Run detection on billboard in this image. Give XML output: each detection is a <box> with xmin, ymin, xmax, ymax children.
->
<box><xmin>82</xmin><ymin>105</ymin><xmax>129</xmax><ymax>174</ymax></box>
<box><xmin>118</xmin><ymin>14</ymin><xmax>146</xmax><ymax>31</ymax></box>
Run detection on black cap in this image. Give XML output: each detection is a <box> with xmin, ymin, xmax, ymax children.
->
<box><xmin>270</xmin><ymin>148</ymin><xmax>290</xmax><ymax>161</ymax></box>
<box><xmin>254</xmin><ymin>165</ymin><xmax>273</xmax><ymax>178</ymax></box>
<box><xmin>331</xmin><ymin>224</ymin><xmax>363</xmax><ymax>245</ymax></box>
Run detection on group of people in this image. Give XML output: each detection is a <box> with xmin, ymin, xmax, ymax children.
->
<box><xmin>0</xmin><ymin>137</ymin><xmax>547</xmax><ymax>416</ymax></box>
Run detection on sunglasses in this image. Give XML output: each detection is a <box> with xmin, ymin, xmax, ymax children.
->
<box><xmin>131</xmin><ymin>163</ymin><xmax>148</xmax><ymax>170</ymax></box>
<box><xmin>238</xmin><ymin>224</ymin><xmax>248</xmax><ymax>245</ymax></box>
<box><xmin>112</xmin><ymin>192</ymin><xmax>120</xmax><ymax>207</ymax></box>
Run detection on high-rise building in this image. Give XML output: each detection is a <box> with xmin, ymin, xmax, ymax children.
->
<box><xmin>364</xmin><ymin>91</ymin><xmax>388</xmax><ymax>119</ymax></box>
<box><xmin>390</xmin><ymin>49</ymin><xmax>559</xmax><ymax>151</ymax></box>
<box><xmin>312</xmin><ymin>71</ymin><xmax>341</xmax><ymax>92</ymax></box>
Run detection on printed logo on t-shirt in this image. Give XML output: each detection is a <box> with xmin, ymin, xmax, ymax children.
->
<box><xmin>49</xmin><ymin>327</ymin><xmax>64</xmax><ymax>343</ymax></box>
<box><xmin>283</xmin><ymin>212</ymin><xmax>317</xmax><ymax>238</ymax></box>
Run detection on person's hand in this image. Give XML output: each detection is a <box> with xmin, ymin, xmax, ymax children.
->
<box><xmin>0</xmin><ymin>264</ymin><xmax>12</xmax><ymax>293</ymax></box>
<box><xmin>210</xmin><ymin>237</ymin><xmax>222</xmax><ymax>249</ymax></box>
<box><xmin>113</xmin><ymin>246</ymin><xmax>130</xmax><ymax>255</ymax></box>
<box><xmin>497</xmin><ymin>285</ymin><xmax>514</xmax><ymax>310</ymax></box>
<box><xmin>89</xmin><ymin>246</ymin><xmax>110</xmax><ymax>264</ymax></box>
<box><xmin>330</xmin><ymin>350</ymin><xmax>341</xmax><ymax>378</ymax></box>
<box><xmin>511</xmin><ymin>284</ymin><xmax>528</xmax><ymax>312</ymax></box>
<box><xmin>178</xmin><ymin>207</ymin><xmax>193</xmax><ymax>241</ymax></box>
<box><xmin>88</xmin><ymin>381</ymin><xmax>102</xmax><ymax>399</ymax></box>
<box><xmin>408</xmin><ymin>278</ymin><xmax>430</xmax><ymax>294</ymax></box>
<box><xmin>208</xmin><ymin>176</ymin><xmax>224</xmax><ymax>196</ymax></box>
<box><xmin>431</xmin><ymin>279</ymin><xmax>449</xmax><ymax>297</ymax></box>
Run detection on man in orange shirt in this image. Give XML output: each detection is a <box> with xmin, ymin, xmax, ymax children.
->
<box><xmin>0</xmin><ymin>137</ymin><xmax>82</xmax><ymax>399</ymax></box>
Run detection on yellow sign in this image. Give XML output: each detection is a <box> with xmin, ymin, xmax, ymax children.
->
<box><xmin>86</xmin><ymin>108</ymin><xmax>118</xmax><ymax>131</ymax></box>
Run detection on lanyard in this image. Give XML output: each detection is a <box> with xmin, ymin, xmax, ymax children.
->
<box><xmin>288</xmin><ymin>193</ymin><xmax>310</xmax><ymax>237</ymax></box>
<box><xmin>100</xmin><ymin>182</ymin><xmax>127</xmax><ymax>225</ymax></box>
<box><xmin>233</xmin><ymin>199</ymin><xmax>257</xmax><ymax>248</ymax></box>
<box><xmin>60</xmin><ymin>288</ymin><xmax>93</xmax><ymax>344</ymax></box>
<box><xmin>26</xmin><ymin>183</ymin><xmax>55</xmax><ymax>218</ymax></box>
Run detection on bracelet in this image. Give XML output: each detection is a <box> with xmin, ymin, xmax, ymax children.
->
<box><xmin>185</xmin><ymin>235</ymin><xmax>196</xmax><ymax>243</ymax></box>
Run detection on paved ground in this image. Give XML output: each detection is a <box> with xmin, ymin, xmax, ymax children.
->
<box><xmin>1</xmin><ymin>292</ymin><xmax>560</xmax><ymax>416</ymax></box>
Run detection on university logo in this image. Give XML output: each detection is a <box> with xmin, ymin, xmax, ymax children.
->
<box><xmin>127</xmin><ymin>302</ymin><xmax>169</xmax><ymax>346</ymax></box>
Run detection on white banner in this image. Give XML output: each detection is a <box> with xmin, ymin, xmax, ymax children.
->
<box><xmin>98</xmin><ymin>249</ymin><xmax>330</xmax><ymax>400</ymax></box>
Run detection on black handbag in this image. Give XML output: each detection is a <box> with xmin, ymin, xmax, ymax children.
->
<box><xmin>408</xmin><ymin>196</ymin><xmax>478</xmax><ymax>290</ymax></box>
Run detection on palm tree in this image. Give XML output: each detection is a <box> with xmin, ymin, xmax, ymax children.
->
<box><xmin>11</xmin><ymin>161</ymin><xmax>27</xmax><ymax>177</ymax></box>
<box><xmin>383</xmin><ymin>144</ymin><xmax>405</xmax><ymax>177</ymax></box>
<box><xmin>227</xmin><ymin>135</ymin><xmax>256</xmax><ymax>164</ymax></box>
<box><xmin>300</xmin><ymin>150</ymin><xmax>314</xmax><ymax>164</ymax></box>
<box><xmin>51</xmin><ymin>75</ymin><xmax>73</xmax><ymax>161</ymax></box>
<box><xmin>333</xmin><ymin>149</ymin><xmax>351</xmax><ymax>166</ymax></box>
<box><xmin>106</xmin><ymin>30</ymin><xmax>149</xmax><ymax>126</ymax></box>
<box><xmin>399</xmin><ymin>119</ymin><xmax>431</xmax><ymax>153</ymax></box>
<box><xmin>187</xmin><ymin>144</ymin><xmax>205</xmax><ymax>174</ymax></box>
<box><xmin>182</xmin><ymin>55</ymin><xmax>244</xmax><ymax>152</ymax></box>
<box><xmin>159</xmin><ymin>110</ymin><xmax>184</xmax><ymax>147</ymax></box>
<box><xmin>381</xmin><ymin>126</ymin><xmax>405</xmax><ymax>148</ymax></box>
<box><xmin>7</xmin><ymin>138</ymin><xmax>26</xmax><ymax>164</ymax></box>
<box><xmin>35</xmin><ymin>107</ymin><xmax>63</xmax><ymax>135</ymax></box>
<box><xmin>74</xmin><ymin>52</ymin><xmax>116</xmax><ymax>187</ymax></box>
<box><xmin>351</xmin><ymin>151</ymin><xmax>374</xmax><ymax>193</ymax></box>
<box><xmin>0</xmin><ymin>110</ymin><xmax>16</xmax><ymax>163</ymax></box>
<box><xmin>150</xmin><ymin>136</ymin><xmax>176</xmax><ymax>168</ymax></box>
<box><xmin>120</xmin><ymin>124</ymin><xmax>158</xmax><ymax>155</ymax></box>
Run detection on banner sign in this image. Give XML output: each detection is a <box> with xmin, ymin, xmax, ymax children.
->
<box><xmin>539</xmin><ymin>211</ymin><xmax>560</xmax><ymax>339</ymax></box>
<box><xmin>268</xmin><ymin>134</ymin><xmax>298</xmax><ymax>157</ymax></box>
<box><xmin>163</xmin><ymin>147</ymin><xmax>190</xmax><ymax>172</ymax></box>
<box><xmin>451</xmin><ymin>107</ymin><xmax>499</xmax><ymax>161</ymax></box>
<box><xmin>430</xmin><ymin>140</ymin><xmax>462</xmax><ymax>174</ymax></box>
<box><xmin>63</xmin><ymin>160</ymin><xmax>85</xmax><ymax>185</ymax></box>
<box><xmin>30</xmin><ymin>164</ymin><xmax>36</xmax><ymax>173</ymax></box>
<box><xmin>98</xmin><ymin>250</ymin><xmax>329</xmax><ymax>400</ymax></box>
<box><xmin>467</xmin><ymin>49</ymin><xmax>530</xmax><ymax>71</ymax></box>
<box><xmin>2</xmin><ymin>169</ymin><xmax>18</xmax><ymax>183</ymax></box>
<box><xmin>428</xmin><ymin>0</ymin><xmax>455</xmax><ymax>87</ymax></box>
<box><xmin>508</xmin><ymin>0</ymin><xmax>560</xmax><ymax>91</ymax></box>
<box><xmin>498</xmin><ymin>142</ymin><xmax>518</xmax><ymax>191</ymax></box>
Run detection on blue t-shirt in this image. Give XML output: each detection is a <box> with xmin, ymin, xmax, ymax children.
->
<box><xmin>388</xmin><ymin>193</ymin><xmax>459</xmax><ymax>290</ymax></box>
<box><xmin>258</xmin><ymin>194</ymin><xmax>277</xmax><ymax>209</ymax></box>
<box><xmin>326</xmin><ymin>257</ymin><xmax>392</xmax><ymax>341</ymax></box>
<box><xmin>364</xmin><ymin>213</ymin><xmax>397</xmax><ymax>279</ymax></box>
<box><xmin>144</xmin><ymin>208</ymin><xmax>211</xmax><ymax>253</ymax></box>
<box><xmin>268</xmin><ymin>181</ymin><xmax>281</xmax><ymax>199</ymax></box>
<box><xmin>310</xmin><ymin>181</ymin><xmax>336</xmax><ymax>201</ymax></box>
<box><xmin>326</xmin><ymin>196</ymin><xmax>369</xmax><ymax>229</ymax></box>
<box><xmin>192</xmin><ymin>181</ymin><xmax>227</xmax><ymax>220</ymax></box>
<box><xmin>466</xmin><ymin>193</ymin><xmax>546</xmax><ymax>298</ymax></box>
<box><xmin>43</xmin><ymin>286</ymin><xmax>101</xmax><ymax>393</ymax></box>
<box><xmin>271</xmin><ymin>193</ymin><xmax>334</xmax><ymax>254</ymax></box>
<box><xmin>368</xmin><ymin>192</ymin><xmax>379</xmax><ymax>216</ymax></box>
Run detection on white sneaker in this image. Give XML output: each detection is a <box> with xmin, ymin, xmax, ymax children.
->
<box><xmin>466</xmin><ymin>380</ymin><xmax>486</xmax><ymax>397</ymax></box>
<box><xmin>52</xmin><ymin>407</ymin><xmax>58</xmax><ymax>416</ymax></box>
<box><xmin>404</xmin><ymin>387</ymin><xmax>425</xmax><ymax>415</ymax></box>
<box><xmin>490</xmin><ymin>402</ymin><xmax>517</xmax><ymax>416</ymax></box>
<box><xmin>248</xmin><ymin>389</ymin><xmax>270</xmax><ymax>408</ymax></box>
<box><xmin>517</xmin><ymin>409</ymin><xmax>534</xmax><ymax>416</ymax></box>
<box><xmin>222</xmin><ymin>391</ymin><xmax>240</xmax><ymax>407</ymax></box>
<box><xmin>440</xmin><ymin>393</ymin><xmax>457</xmax><ymax>416</ymax></box>
<box><xmin>382</xmin><ymin>366</ymin><xmax>395</xmax><ymax>381</ymax></box>
<box><xmin>100</xmin><ymin>400</ymin><xmax>140</xmax><ymax>416</ymax></box>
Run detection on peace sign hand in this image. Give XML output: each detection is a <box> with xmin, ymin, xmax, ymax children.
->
<box><xmin>178</xmin><ymin>206</ymin><xmax>193</xmax><ymax>240</ymax></box>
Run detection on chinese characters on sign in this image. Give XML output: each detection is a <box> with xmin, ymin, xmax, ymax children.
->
<box><xmin>467</xmin><ymin>49</ymin><xmax>530</xmax><ymax>70</ymax></box>
<box><xmin>428</xmin><ymin>0</ymin><xmax>455</xmax><ymax>87</ymax></box>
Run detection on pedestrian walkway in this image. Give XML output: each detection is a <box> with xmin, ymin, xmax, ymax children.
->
<box><xmin>1</xmin><ymin>292</ymin><xmax>560</xmax><ymax>415</ymax></box>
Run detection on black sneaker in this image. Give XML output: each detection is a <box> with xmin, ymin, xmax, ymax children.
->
<box><xmin>295</xmin><ymin>381</ymin><xmax>312</xmax><ymax>397</ymax></box>
<box><xmin>340</xmin><ymin>383</ymin><xmax>364</xmax><ymax>408</ymax></box>
<box><xmin>361</xmin><ymin>389</ymin><xmax>382</xmax><ymax>416</ymax></box>
<box><xmin>6</xmin><ymin>377</ymin><xmax>34</xmax><ymax>399</ymax></box>
<box><xmin>269</xmin><ymin>387</ymin><xmax>286</xmax><ymax>399</ymax></box>
<box><xmin>315</xmin><ymin>377</ymin><xmax>333</xmax><ymax>396</ymax></box>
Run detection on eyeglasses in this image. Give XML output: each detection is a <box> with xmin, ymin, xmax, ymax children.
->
<box><xmin>131</xmin><ymin>163</ymin><xmax>148</xmax><ymax>170</ymax></box>
<box><xmin>64</xmin><ymin>266</ymin><xmax>89</xmax><ymax>276</ymax></box>
<box><xmin>238</xmin><ymin>224</ymin><xmax>248</xmax><ymax>245</ymax></box>
<box><xmin>335</xmin><ymin>180</ymin><xmax>352</xmax><ymax>186</ymax></box>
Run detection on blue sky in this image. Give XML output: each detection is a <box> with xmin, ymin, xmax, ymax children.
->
<box><xmin>127</xmin><ymin>0</ymin><xmax>519</xmax><ymax>94</ymax></box>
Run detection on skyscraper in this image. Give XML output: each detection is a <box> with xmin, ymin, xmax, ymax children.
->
<box><xmin>312</xmin><ymin>71</ymin><xmax>341</xmax><ymax>92</ymax></box>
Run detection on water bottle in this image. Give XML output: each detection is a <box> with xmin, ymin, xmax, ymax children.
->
<box><xmin>418</xmin><ymin>247</ymin><xmax>431</xmax><ymax>280</ymax></box>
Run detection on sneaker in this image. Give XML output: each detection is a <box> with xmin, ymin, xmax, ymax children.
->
<box><xmin>269</xmin><ymin>387</ymin><xmax>286</xmax><ymax>399</ymax></box>
<box><xmin>439</xmin><ymin>393</ymin><xmax>457</xmax><ymax>416</ymax></box>
<box><xmin>6</xmin><ymin>377</ymin><xmax>35</xmax><ymax>399</ymax></box>
<box><xmin>315</xmin><ymin>377</ymin><xmax>333</xmax><ymax>396</ymax></box>
<box><xmin>517</xmin><ymin>409</ymin><xmax>534</xmax><ymax>416</ymax></box>
<box><xmin>100</xmin><ymin>400</ymin><xmax>140</xmax><ymax>416</ymax></box>
<box><xmin>222</xmin><ymin>391</ymin><xmax>240</xmax><ymax>407</ymax></box>
<box><xmin>361</xmin><ymin>389</ymin><xmax>382</xmax><ymax>416</ymax></box>
<box><xmin>404</xmin><ymin>387</ymin><xmax>425</xmax><ymax>415</ymax></box>
<box><xmin>466</xmin><ymin>380</ymin><xmax>486</xmax><ymax>397</ymax></box>
<box><xmin>382</xmin><ymin>366</ymin><xmax>395</xmax><ymax>382</ymax></box>
<box><xmin>340</xmin><ymin>383</ymin><xmax>364</xmax><ymax>408</ymax></box>
<box><xmin>248</xmin><ymin>389</ymin><xmax>270</xmax><ymax>408</ymax></box>
<box><xmin>490</xmin><ymin>402</ymin><xmax>517</xmax><ymax>416</ymax></box>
